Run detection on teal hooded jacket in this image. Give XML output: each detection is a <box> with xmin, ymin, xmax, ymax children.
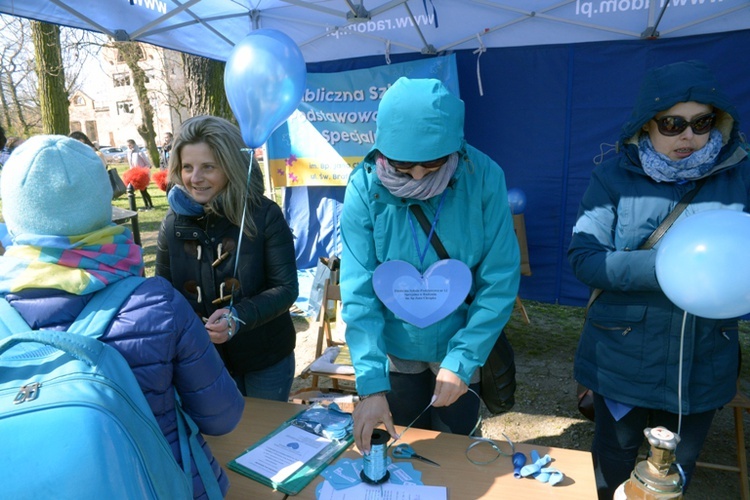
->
<box><xmin>340</xmin><ymin>78</ymin><xmax>521</xmax><ymax>396</ymax></box>
<box><xmin>569</xmin><ymin>60</ymin><xmax>750</xmax><ymax>413</ymax></box>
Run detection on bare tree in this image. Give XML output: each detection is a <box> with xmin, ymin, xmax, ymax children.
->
<box><xmin>0</xmin><ymin>16</ymin><xmax>37</xmax><ymax>134</ymax></box>
<box><xmin>182</xmin><ymin>53</ymin><xmax>233</xmax><ymax>120</ymax></box>
<box><xmin>113</xmin><ymin>41</ymin><xmax>159</xmax><ymax>166</ymax></box>
<box><xmin>0</xmin><ymin>15</ymin><xmax>102</xmax><ymax>137</ymax></box>
<box><xmin>154</xmin><ymin>48</ymin><xmax>188</xmax><ymax>127</ymax></box>
<box><xmin>31</xmin><ymin>21</ymin><xmax>69</xmax><ymax>134</ymax></box>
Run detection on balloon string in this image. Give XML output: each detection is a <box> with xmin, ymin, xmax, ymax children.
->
<box><xmin>465</xmin><ymin>388</ymin><xmax>514</xmax><ymax>465</ymax></box>
<box><xmin>229</xmin><ymin>147</ymin><xmax>254</xmax><ymax>309</ymax></box>
<box><xmin>677</xmin><ymin>310</ymin><xmax>687</xmax><ymax>436</ymax></box>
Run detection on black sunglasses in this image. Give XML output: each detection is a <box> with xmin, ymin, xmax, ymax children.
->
<box><xmin>652</xmin><ymin>112</ymin><xmax>716</xmax><ymax>137</ymax></box>
<box><xmin>385</xmin><ymin>155</ymin><xmax>450</xmax><ymax>170</ymax></box>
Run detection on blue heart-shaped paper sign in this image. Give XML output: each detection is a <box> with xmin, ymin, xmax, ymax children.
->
<box><xmin>373</xmin><ymin>259</ymin><xmax>472</xmax><ymax>328</ymax></box>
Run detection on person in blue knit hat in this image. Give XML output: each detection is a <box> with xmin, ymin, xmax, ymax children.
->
<box><xmin>2</xmin><ymin>135</ymin><xmax>112</xmax><ymax>238</ymax></box>
<box><xmin>0</xmin><ymin>135</ymin><xmax>244</xmax><ymax>498</ymax></box>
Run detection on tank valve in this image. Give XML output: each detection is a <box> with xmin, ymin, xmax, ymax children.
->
<box><xmin>615</xmin><ymin>426</ymin><xmax>683</xmax><ymax>499</ymax></box>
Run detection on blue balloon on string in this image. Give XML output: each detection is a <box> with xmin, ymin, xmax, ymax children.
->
<box><xmin>507</xmin><ymin>188</ymin><xmax>527</xmax><ymax>214</ymax></box>
<box><xmin>224</xmin><ymin>29</ymin><xmax>307</xmax><ymax>148</ymax></box>
<box><xmin>655</xmin><ymin>209</ymin><xmax>750</xmax><ymax>319</ymax></box>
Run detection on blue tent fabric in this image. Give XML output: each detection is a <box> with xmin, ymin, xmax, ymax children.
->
<box><xmin>296</xmin><ymin>29</ymin><xmax>750</xmax><ymax>307</ymax></box>
<box><xmin>283</xmin><ymin>186</ymin><xmax>345</xmax><ymax>269</ymax></box>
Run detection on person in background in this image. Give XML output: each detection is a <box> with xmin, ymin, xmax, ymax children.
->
<box><xmin>0</xmin><ymin>126</ymin><xmax>5</xmax><ymax>194</ymax></box>
<box><xmin>0</xmin><ymin>126</ymin><xmax>7</xmax><ymax>168</ymax></box>
<box><xmin>340</xmin><ymin>77</ymin><xmax>521</xmax><ymax>453</ymax></box>
<box><xmin>0</xmin><ymin>136</ymin><xmax>24</xmax><ymax>166</ymax></box>
<box><xmin>161</xmin><ymin>131</ymin><xmax>173</xmax><ymax>170</ymax></box>
<box><xmin>126</xmin><ymin>139</ymin><xmax>154</xmax><ymax>210</ymax></box>
<box><xmin>0</xmin><ymin>135</ymin><xmax>245</xmax><ymax>498</ymax></box>
<box><xmin>568</xmin><ymin>60</ymin><xmax>750</xmax><ymax>499</ymax></box>
<box><xmin>69</xmin><ymin>131</ymin><xmax>107</xmax><ymax>167</ymax></box>
<box><xmin>156</xmin><ymin>115</ymin><xmax>299</xmax><ymax>402</ymax></box>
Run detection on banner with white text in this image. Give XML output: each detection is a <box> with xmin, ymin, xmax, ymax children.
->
<box><xmin>266</xmin><ymin>55</ymin><xmax>459</xmax><ymax>187</ymax></box>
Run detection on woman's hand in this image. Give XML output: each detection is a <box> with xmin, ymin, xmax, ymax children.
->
<box><xmin>205</xmin><ymin>308</ymin><xmax>234</xmax><ymax>344</ymax></box>
<box><xmin>352</xmin><ymin>393</ymin><xmax>398</xmax><ymax>454</ymax></box>
<box><xmin>432</xmin><ymin>368</ymin><xmax>468</xmax><ymax>407</ymax></box>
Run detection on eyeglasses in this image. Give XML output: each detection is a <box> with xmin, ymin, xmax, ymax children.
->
<box><xmin>652</xmin><ymin>113</ymin><xmax>716</xmax><ymax>137</ymax></box>
<box><xmin>385</xmin><ymin>155</ymin><xmax>450</xmax><ymax>170</ymax></box>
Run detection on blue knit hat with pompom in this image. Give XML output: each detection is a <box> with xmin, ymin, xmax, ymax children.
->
<box><xmin>1</xmin><ymin>135</ymin><xmax>112</xmax><ymax>237</ymax></box>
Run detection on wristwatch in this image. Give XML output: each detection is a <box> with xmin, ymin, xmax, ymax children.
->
<box><xmin>358</xmin><ymin>391</ymin><xmax>387</xmax><ymax>400</ymax></box>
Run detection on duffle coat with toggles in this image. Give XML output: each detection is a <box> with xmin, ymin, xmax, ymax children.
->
<box><xmin>156</xmin><ymin>196</ymin><xmax>298</xmax><ymax>376</ymax></box>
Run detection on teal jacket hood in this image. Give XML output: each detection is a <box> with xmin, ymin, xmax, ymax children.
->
<box><xmin>620</xmin><ymin>60</ymin><xmax>740</xmax><ymax>146</ymax></box>
<box><xmin>373</xmin><ymin>77</ymin><xmax>465</xmax><ymax>161</ymax></box>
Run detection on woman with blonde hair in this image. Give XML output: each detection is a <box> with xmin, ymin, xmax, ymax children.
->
<box><xmin>156</xmin><ymin>115</ymin><xmax>298</xmax><ymax>401</ymax></box>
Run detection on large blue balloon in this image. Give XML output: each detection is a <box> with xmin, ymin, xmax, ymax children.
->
<box><xmin>507</xmin><ymin>188</ymin><xmax>527</xmax><ymax>215</ymax></box>
<box><xmin>655</xmin><ymin>209</ymin><xmax>750</xmax><ymax>319</ymax></box>
<box><xmin>224</xmin><ymin>29</ymin><xmax>306</xmax><ymax>148</ymax></box>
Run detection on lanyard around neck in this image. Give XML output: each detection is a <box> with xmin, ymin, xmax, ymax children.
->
<box><xmin>407</xmin><ymin>191</ymin><xmax>447</xmax><ymax>268</ymax></box>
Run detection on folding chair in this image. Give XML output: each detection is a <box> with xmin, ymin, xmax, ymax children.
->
<box><xmin>298</xmin><ymin>279</ymin><xmax>356</xmax><ymax>392</ymax></box>
<box><xmin>696</xmin><ymin>384</ymin><xmax>750</xmax><ymax>499</ymax></box>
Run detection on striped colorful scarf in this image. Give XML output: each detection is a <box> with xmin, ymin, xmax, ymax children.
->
<box><xmin>0</xmin><ymin>225</ymin><xmax>144</xmax><ymax>295</ymax></box>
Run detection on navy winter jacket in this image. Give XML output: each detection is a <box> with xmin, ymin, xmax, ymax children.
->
<box><xmin>568</xmin><ymin>60</ymin><xmax>750</xmax><ymax>414</ymax></box>
<box><xmin>5</xmin><ymin>277</ymin><xmax>245</xmax><ymax>498</ymax></box>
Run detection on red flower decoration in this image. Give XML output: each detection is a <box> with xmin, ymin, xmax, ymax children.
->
<box><xmin>122</xmin><ymin>167</ymin><xmax>151</xmax><ymax>191</ymax></box>
<box><xmin>153</xmin><ymin>170</ymin><xmax>169</xmax><ymax>192</ymax></box>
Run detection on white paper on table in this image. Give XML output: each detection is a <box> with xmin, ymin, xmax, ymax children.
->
<box><xmin>234</xmin><ymin>424</ymin><xmax>332</xmax><ymax>483</ymax></box>
<box><xmin>317</xmin><ymin>481</ymin><xmax>448</xmax><ymax>499</ymax></box>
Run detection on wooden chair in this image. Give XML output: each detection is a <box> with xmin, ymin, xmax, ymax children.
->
<box><xmin>696</xmin><ymin>385</ymin><xmax>750</xmax><ymax>499</ymax></box>
<box><xmin>298</xmin><ymin>279</ymin><xmax>356</xmax><ymax>392</ymax></box>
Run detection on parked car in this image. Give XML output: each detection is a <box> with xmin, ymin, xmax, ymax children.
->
<box><xmin>100</xmin><ymin>146</ymin><xmax>127</xmax><ymax>163</ymax></box>
<box><xmin>119</xmin><ymin>144</ymin><xmax>148</xmax><ymax>153</ymax></box>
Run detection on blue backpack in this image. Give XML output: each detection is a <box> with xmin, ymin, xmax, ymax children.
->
<box><xmin>0</xmin><ymin>277</ymin><xmax>217</xmax><ymax>499</ymax></box>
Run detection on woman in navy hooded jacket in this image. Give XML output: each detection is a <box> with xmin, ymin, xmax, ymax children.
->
<box><xmin>569</xmin><ymin>60</ymin><xmax>750</xmax><ymax>498</ymax></box>
<box><xmin>341</xmin><ymin>78</ymin><xmax>520</xmax><ymax>453</ymax></box>
<box><xmin>0</xmin><ymin>135</ymin><xmax>245</xmax><ymax>499</ymax></box>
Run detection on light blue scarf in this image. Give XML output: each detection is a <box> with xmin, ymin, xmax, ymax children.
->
<box><xmin>638</xmin><ymin>129</ymin><xmax>723</xmax><ymax>183</ymax></box>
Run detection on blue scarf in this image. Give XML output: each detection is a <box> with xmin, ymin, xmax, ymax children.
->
<box><xmin>167</xmin><ymin>185</ymin><xmax>205</xmax><ymax>216</ymax></box>
<box><xmin>638</xmin><ymin>129</ymin><xmax>723</xmax><ymax>183</ymax></box>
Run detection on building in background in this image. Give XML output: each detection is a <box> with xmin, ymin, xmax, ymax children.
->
<box><xmin>69</xmin><ymin>44</ymin><xmax>186</xmax><ymax>150</ymax></box>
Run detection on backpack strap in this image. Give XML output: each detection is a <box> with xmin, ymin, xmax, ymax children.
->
<box><xmin>0</xmin><ymin>277</ymin><xmax>146</xmax><ymax>341</ymax></box>
<box><xmin>67</xmin><ymin>277</ymin><xmax>146</xmax><ymax>339</ymax></box>
<box><xmin>0</xmin><ymin>277</ymin><xmax>146</xmax><ymax>359</ymax></box>
<box><xmin>176</xmin><ymin>393</ymin><xmax>224</xmax><ymax>499</ymax></box>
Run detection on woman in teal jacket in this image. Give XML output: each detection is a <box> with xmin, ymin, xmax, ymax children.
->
<box><xmin>569</xmin><ymin>60</ymin><xmax>750</xmax><ymax>498</ymax></box>
<box><xmin>340</xmin><ymin>77</ymin><xmax>520</xmax><ymax>452</ymax></box>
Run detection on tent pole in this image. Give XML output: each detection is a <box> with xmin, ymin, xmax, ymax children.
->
<box><xmin>642</xmin><ymin>0</ymin><xmax>670</xmax><ymax>38</ymax></box>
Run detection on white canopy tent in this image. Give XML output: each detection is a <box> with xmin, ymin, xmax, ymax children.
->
<box><xmin>1</xmin><ymin>1</ymin><xmax>748</xmax><ymax>63</ymax></box>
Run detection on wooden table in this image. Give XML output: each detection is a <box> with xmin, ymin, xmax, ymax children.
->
<box><xmin>206</xmin><ymin>398</ymin><xmax>597</xmax><ymax>499</ymax></box>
